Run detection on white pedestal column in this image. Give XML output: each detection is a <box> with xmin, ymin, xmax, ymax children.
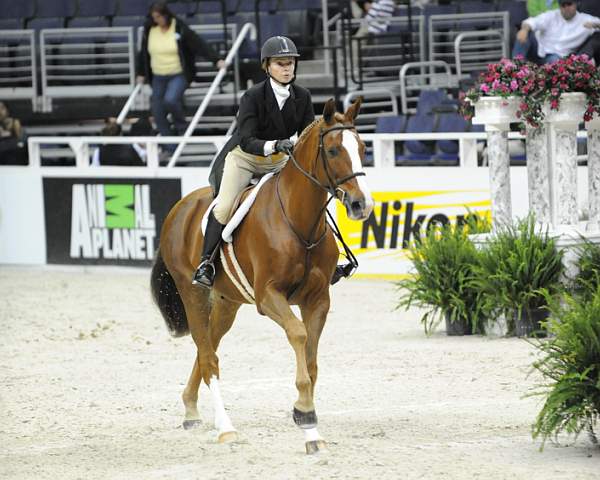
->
<box><xmin>586</xmin><ymin>116</ymin><xmax>600</xmax><ymax>232</ymax></box>
<box><xmin>486</xmin><ymin>125</ymin><xmax>512</xmax><ymax>229</ymax></box>
<box><xmin>526</xmin><ymin>125</ymin><xmax>551</xmax><ymax>224</ymax></box>
<box><xmin>472</xmin><ymin>96</ymin><xmax>519</xmax><ymax>230</ymax></box>
<box><xmin>543</xmin><ymin>93</ymin><xmax>587</xmax><ymax>230</ymax></box>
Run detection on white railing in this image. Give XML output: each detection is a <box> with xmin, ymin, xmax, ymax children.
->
<box><xmin>26</xmin><ymin>136</ymin><xmax>228</xmax><ymax>168</ymax></box>
<box><xmin>26</xmin><ymin>131</ymin><xmax>519</xmax><ymax>169</ymax></box>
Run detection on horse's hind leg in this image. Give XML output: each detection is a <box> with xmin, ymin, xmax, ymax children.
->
<box><xmin>179</xmin><ymin>285</ymin><xmax>211</xmax><ymax>430</ymax></box>
<box><xmin>182</xmin><ymin>356</ymin><xmax>203</xmax><ymax>429</ymax></box>
<box><xmin>257</xmin><ymin>286</ymin><xmax>324</xmax><ymax>454</ymax></box>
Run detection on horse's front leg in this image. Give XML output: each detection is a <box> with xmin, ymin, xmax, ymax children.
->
<box><xmin>298</xmin><ymin>293</ymin><xmax>330</xmax><ymax>454</ymax></box>
<box><xmin>257</xmin><ymin>285</ymin><xmax>323</xmax><ymax>454</ymax></box>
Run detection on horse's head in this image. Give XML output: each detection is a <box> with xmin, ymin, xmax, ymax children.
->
<box><xmin>318</xmin><ymin>98</ymin><xmax>374</xmax><ymax>221</ymax></box>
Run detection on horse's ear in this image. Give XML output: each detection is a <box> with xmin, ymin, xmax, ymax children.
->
<box><xmin>345</xmin><ymin>96</ymin><xmax>362</xmax><ymax>123</ymax></box>
<box><xmin>322</xmin><ymin>98</ymin><xmax>336</xmax><ymax>125</ymax></box>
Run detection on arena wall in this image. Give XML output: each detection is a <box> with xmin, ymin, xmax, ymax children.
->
<box><xmin>0</xmin><ymin>165</ymin><xmax>591</xmax><ymax>278</ymax></box>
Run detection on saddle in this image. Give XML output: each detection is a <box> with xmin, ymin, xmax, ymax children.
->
<box><xmin>202</xmin><ymin>172</ymin><xmax>275</xmax><ymax>242</ymax></box>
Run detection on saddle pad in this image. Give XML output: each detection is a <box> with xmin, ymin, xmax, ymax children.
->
<box><xmin>201</xmin><ymin>172</ymin><xmax>274</xmax><ymax>242</ymax></box>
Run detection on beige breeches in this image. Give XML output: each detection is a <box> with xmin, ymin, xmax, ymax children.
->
<box><xmin>213</xmin><ymin>146</ymin><xmax>288</xmax><ymax>224</ymax></box>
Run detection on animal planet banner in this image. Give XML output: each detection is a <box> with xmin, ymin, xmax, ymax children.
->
<box><xmin>43</xmin><ymin>178</ymin><xmax>181</xmax><ymax>266</ymax></box>
<box><xmin>336</xmin><ymin>189</ymin><xmax>492</xmax><ymax>279</ymax></box>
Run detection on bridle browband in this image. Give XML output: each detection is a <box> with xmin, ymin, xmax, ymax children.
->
<box><xmin>275</xmin><ymin>123</ymin><xmax>364</xmax><ymax>298</ymax></box>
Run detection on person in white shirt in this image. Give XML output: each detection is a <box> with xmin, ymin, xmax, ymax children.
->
<box><xmin>513</xmin><ymin>0</ymin><xmax>600</xmax><ymax>63</ymax></box>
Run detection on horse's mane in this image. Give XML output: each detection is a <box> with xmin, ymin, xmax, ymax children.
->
<box><xmin>295</xmin><ymin>112</ymin><xmax>346</xmax><ymax>150</ymax></box>
<box><xmin>296</xmin><ymin>117</ymin><xmax>322</xmax><ymax>146</ymax></box>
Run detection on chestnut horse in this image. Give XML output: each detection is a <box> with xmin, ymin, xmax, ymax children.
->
<box><xmin>150</xmin><ymin>98</ymin><xmax>373</xmax><ymax>454</ymax></box>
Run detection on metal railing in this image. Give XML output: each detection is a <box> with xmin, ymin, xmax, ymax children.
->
<box><xmin>399</xmin><ymin>60</ymin><xmax>457</xmax><ymax>114</ymax></box>
<box><xmin>39</xmin><ymin>27</ymin><xmax>135</xmax><ymax>112</ymax></box>
<box><xmin>0</xmin><ymin>29</ymin><xmax>37</xmax><ymax>110</ymax></box>
<box><xmin>428</xmin><ymin>12</ymin><xmax>509</xmax><ymax>75</ymax></box>
<box><xmin>336</xmin><ymin>15</ymin><xmax>426</xmax><ymax>90</ymax></box>
<box><xmin>454</xmin><ymin>30</ymin><xmax>507</xmax><ymax>78</ymax></box>
<box><xmin>168</xmin><ymin>22</ymin><xmax>257</xmax><ymax>167</ymax></box>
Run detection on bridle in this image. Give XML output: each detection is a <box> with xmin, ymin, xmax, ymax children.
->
<box><xmin>274</xmin><ymin>122</ymin><xmax>364</xmax><ymax>297</ymax></box>
<box><xmin>276</xmin><ymin>123</ymin><xmax>366</xmax><ymax>251</ymax></box>
<box><xmin>294</xmin><ymin>124</ymin><xmax>366</xmax><ymax>203</ymax></box>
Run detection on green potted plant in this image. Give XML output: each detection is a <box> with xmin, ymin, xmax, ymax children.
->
<box><xmin>570</xmin><ymin>236</ymin><xmax>600</xmax><ymax>301</ymax></box>
<box><xmin>473</xmin><ymin>216</ymin><xmax>564</xmax><ymax>337</ymax></box>
<box><xmin>529</xmin><ymin>287</ymin><xmax>600</xmax><ymax>448</ymax></box>
<box><xmin>397</xmin><ymin>214</ymin><xmax>490</xmax><ymax>336</ymax></box>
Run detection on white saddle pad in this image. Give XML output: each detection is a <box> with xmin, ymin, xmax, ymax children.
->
<box><xmin>201</xmin><ymin>172</ymin><xmax>274</xmax><ymax>243</ymax></box>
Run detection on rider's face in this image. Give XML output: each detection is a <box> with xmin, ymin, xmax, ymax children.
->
<box><xmin>268</xmin><ymin>57</ymin><xmax>295</xmax><ymax>85</ymax></box>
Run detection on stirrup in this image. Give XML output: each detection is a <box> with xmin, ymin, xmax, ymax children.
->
<box><xmin>192</xmin><ymin>260</ymin><xmax>216</xmax><ymax>288</ymax></box>
<box><xmin>330</xmin><ymin>263</ymin><xmax>354</xmax><ymax>286</ymax></box>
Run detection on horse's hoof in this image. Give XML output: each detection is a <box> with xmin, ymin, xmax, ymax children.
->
<box><xmin>305</xmin><ymin>440</ymin><xmax>327</xmax><ymax>455</ymax></box>
<box><xmin>182</xmin><ymin>419</ymin><xmax>202</xmax><ymax>430</ymax></box>
<box><xmin>218</xmin><ymin>430</ymin><xmax>238</xmax><ymax>444</ymax></box>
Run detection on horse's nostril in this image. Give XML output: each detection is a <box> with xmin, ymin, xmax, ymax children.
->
<box><xmin>351</xmin><ymin>200</ymin><xmax>363</xmax><ymax>212</ymax></box>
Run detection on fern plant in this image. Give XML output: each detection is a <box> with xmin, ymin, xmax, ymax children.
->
<box><xmin>397</xmin><ymin>222</ymin><xmax>486</xmax><ymax>335</ymax></box>
<box><xmin>529</xmin><ymin>287</ymin><xmax>600</xmax><ymax>448</ymax></box>
<box><xmin>571</xmin><ymin>237</ymin><xmax>600</xmax><ymax>300</ymax></box>
<box><xmin>473</xmin><ymin>216</ymin><xmax>564</xmax><ymax>336</ymax></box>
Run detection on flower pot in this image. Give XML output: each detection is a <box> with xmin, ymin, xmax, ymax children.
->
<box><xmin>444</xmin><ymin>312</ymin><xmax>472</xmax><ymax>336</ymax></box>
<box><xmin>513</xmin><ymin>308</ymin><xmax>549</xmax><ymax>338</ymax></box>
<box><xmin>471</xmin><ymin>96</ymin><xmax>520</xmax><ymax>126</ymax></box>
<box><xmin>542</xmin><ymin>92</ymin><xmax>587</xmax><ymax>124</ymax></box>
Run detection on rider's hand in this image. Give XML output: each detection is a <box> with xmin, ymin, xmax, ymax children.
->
<box><xmin>136</xmin><ymin>75</ymin><xmax>145</xmax><ymax>85</ymax></box>
<box><xmin>274</xmin><ymin>139</ymin><xmax>294</xmax><ymax>153</ymax></box>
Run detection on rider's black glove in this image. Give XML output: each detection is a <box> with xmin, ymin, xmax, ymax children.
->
<box><xmin>274</xmin><ymin>139</ymin><xmax>294</xmax><ymax>153</ymax></box>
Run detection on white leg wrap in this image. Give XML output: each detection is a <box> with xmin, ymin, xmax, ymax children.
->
<box><xmin>208</xmin><ymin>376</ymin><xmax>235</xmax><ymax>433</ymax></box>
<box><xmin>303</xmin><ymin>427</ymin><xmax>323</xmax><ymax>443</ymax></box>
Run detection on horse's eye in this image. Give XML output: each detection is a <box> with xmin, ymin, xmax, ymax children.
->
<box><xmin>327</xmin><ymin>147</ymin><xmax>338</xmax><ymax>156</ymax></box>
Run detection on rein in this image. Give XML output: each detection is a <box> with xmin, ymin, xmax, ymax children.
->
<box><xmin>275</xmin><ymin>123</ymin><xmax>363</xmax><ymax>295</ymax></box>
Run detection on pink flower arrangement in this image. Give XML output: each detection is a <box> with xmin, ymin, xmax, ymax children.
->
<box><xmin>460</xmin><ymin>55</ymin><xmax>600</xmax><ymax>130</ymax></box>
<box><xmin>459</xmin><ymin>57</ymin><xmax>533</xmax><ymax>123</ymax></box>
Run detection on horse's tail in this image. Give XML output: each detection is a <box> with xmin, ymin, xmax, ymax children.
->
<box><xmin>150</xmin><ymin>248</ymin><xmax>189</xmax><ymax>337</ymax></box>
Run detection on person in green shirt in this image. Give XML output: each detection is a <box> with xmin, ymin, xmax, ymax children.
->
<box><xmin>528</xmin><ymin>0</ymin><xmax>559</xmax><ymax>17</ymax></box>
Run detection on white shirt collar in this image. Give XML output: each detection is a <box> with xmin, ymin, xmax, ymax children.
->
<box><xmin>270</xmin><ymin>78</ymin><xmax>290</xmax><ymax>110</ymax></box>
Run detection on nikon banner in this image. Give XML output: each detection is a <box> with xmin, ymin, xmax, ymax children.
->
<box><xmin>43</xmin><ymin>178</ymin><xmax>181</xmax><ymax>265</ymax></box>
<box><xmin>337</xmin><ymin>188</ymin><xmax>491</xmax><ymax>279</ymax></box>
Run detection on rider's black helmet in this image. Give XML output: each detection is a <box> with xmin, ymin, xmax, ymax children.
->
<box><xmin>260</xmin><ymin>36</ymin><xmax>300</xmax><ymax>63</ymax></box>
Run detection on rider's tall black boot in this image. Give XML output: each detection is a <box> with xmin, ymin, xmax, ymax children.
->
<box><xmin>192</xmin><ymin>212</ymin><xmax>225</xmax><ymax>287</ymax></box>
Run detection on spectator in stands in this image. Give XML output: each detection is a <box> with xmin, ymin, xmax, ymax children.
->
<box><xmin>136</xmin><ymin>2</ymin><xmax>225</xmax><ymax>152</ymax></box>
<box><xmin>355</xmin><ymin>0</ymin><xmax>397</xmax><ymax>37</ymax></box>
<box><xmin>193</xmin><ymin>35</ymin><xmax>315</xmax><ymax>288</ymax></box>
<box><xmin>0</xmin><ymin>102</ymin><xmax>27</xmax><ymax>165</ymax></box>
<box><xmin>528</xmin><ymin>0</ymin><xmax>559</xmax><ymax>17</ymax></box>
<box><xmin>91</xmin><ymin>117</ymin><xmax>149</xmax><ymax>167</ymax></box>
<box><xmin>513</xmin><ymin>0</ymin><xmax>600</xmax><ymax>64</ymax></box>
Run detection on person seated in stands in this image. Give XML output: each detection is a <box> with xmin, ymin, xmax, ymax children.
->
<box><xmin>513</xmin><ymin>0</ymin><xmax>600</xmax><ymax>64</ymax></box>
<box><xmin>91</xmin><ymin>117</ymin><xmax>148</xmax><ymax>167</ymax></box>
<box><xmin>0</xmin><ymin>102</ymin><xmax>27</xmax><ymax>166</ymax></box>
<box><xmin>528</xmin><ymin>0</ymin><xmax>559</xmax><ymax>17</ymax></box>
<box><xmin>355</xmin><ymin>0</ymin><xmax>396</xmax><ymax>37</ymax></box>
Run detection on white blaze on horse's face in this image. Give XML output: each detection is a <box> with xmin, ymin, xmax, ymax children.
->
<box><xmin>341</xmin><ymin>129</ymin><xmax>374</xmax><ymax>221</ymax></box>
